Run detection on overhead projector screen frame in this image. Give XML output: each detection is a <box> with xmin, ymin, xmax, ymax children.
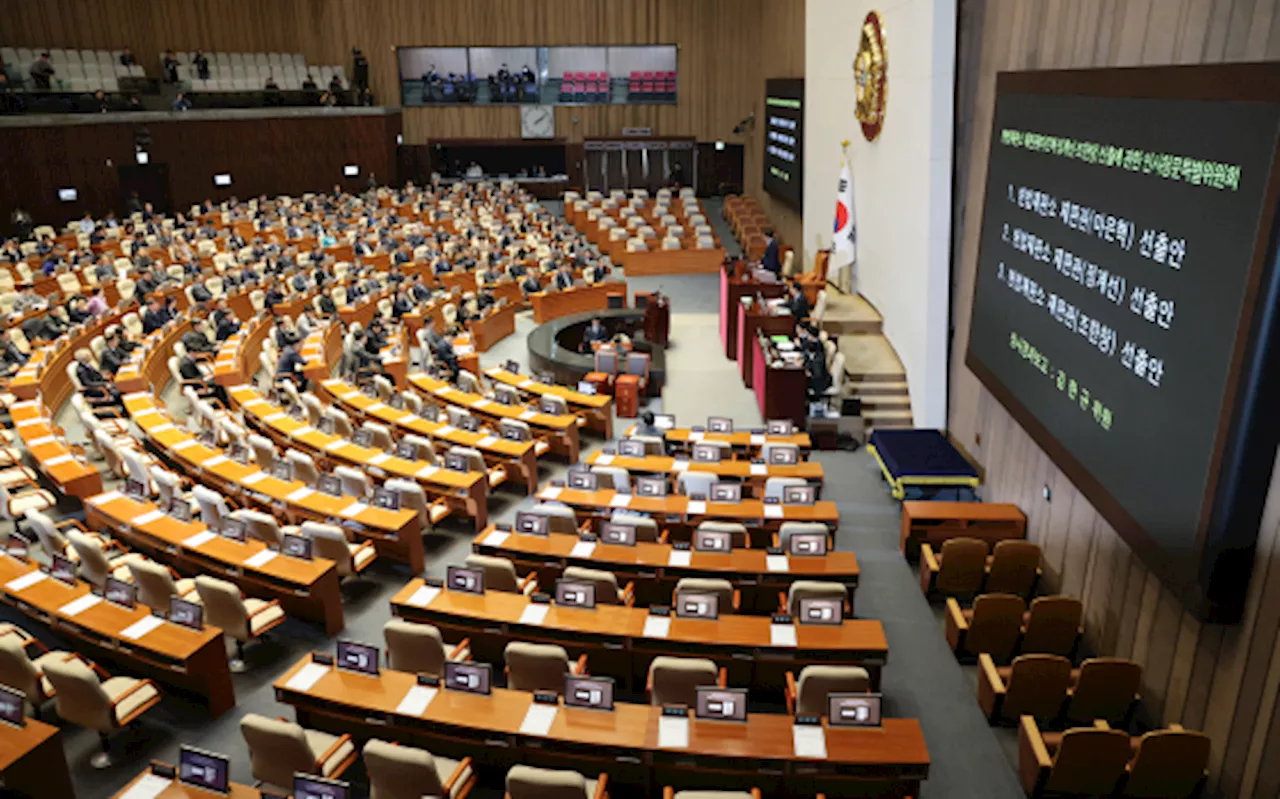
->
<box><xmin>965</xmin><ymin>63</ymin><xmax>1280</xmax><ymax>622</ymax></box>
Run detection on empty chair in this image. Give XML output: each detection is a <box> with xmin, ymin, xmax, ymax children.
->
<box><xmin>300</xmin><ymin>393</ymin><xmax>324</xmax><ymax>425</ymax></box>
<box><xmin>1064</xmin><ymin>657</ymin><xmax>1142</xmax><ymax>726</ymax></box>
<box><xmin>668</xmin><ymin>791</ymin><xmax>756</xmax><ymax>799</ymax></box>
<box><xmin>920</xmin><ymin>537</ymin><xmax>989</xmax><ymax>597</ymax></box>
<box><xmin>194</xmin><ymin>575</ymin><xmax>285</xmax><ymax>672</ymax></box>
<box><xmin>530</xmin><ymin>502</ymin><xmax>579</xmax><ymax>535</ymax></box>
<box><xmin>647</xmin><ymin>656</ymin><xmax>723</xmax><ymax>706</ymax></box>
<box><xmin>945</xmin><ymin>592</ymin><xmax>1026</xmax><ymax>664</ymax></box>
<box><xmin>127</xmin><ymin>558</ymin><xmax>198</xmax><ymax>610</ymax></box>
<box><xmin>978</xmin><ymin>652</ymin><xmax>1073</xmax><ymax>723</ymax></box>
<box><xmin>675</xmin><ymin>471</ymin><xmax>715</xmax><ymax>496</ymax></box>
<box><xmin>301</xmin><ymin>521</ymin><xmax>375</xmax><ymax>578</ymax></box>
<box><xmin>1120</xmin><ymin>726</ymin><xmax>1211</xmax><ymax>798</ymax></box>
<box><xmin>286</xmin><ymin>449</ymin><xmax>320</xmax><ymax>485</ymax></box>
<box><xmin>334</xmin><ymin>465</ymin><xmax>372</xmax><ymax>498</ymax></box>
<box><xmin>383</xmin><ymin>618</ymin><xmax>470</xmax><ymax>677</ymax></box>
<box><xmin>361</xmin><ymin>421</ymin><xmax>396</xmax><ymax>452</ymax></box>
<box><xmin>694</xmin><ymin>520</ymin><xmax>749</xmax><ymax>549</ymax></box>
<box><xmin>43</xmin><ymin>657</ymin><xmax>161</xmax><ymax>768</ymax></box>
<box><xmin>240</xmin><ymin>713</ymin><xmax>356</xmax><ymax>792</ymax></box>
<box><xmin>464</xmin><ymin>553</ymin><xmax>537</xmax><ymax>594</ymax></box>
<box><xmin>607</xmin><ymin>512</ymin><xmax>661</xmax><ymax>543</ymax></box>
<box><xmin>506</xmin><ymin>765</ymin><xmax>606</xmax><ymax>799</ymax></box>
<box><xmin>1018</xmin><ymin>716</ymin><xmax>1132</xmax><ymax>799</ymax></box>
<box><xmin>763</xmin><ymin>476</ymin><xmax>806</xmax><ymax>501</ymax></box>
<box><xmin>540</xmin><ymin>393</ymin><xmax>569</xmax><ymax>415</ymax></box>
<box><xmin>192</xmin><ymin>485</ymin><xmax>233</xmax><ymax>530</ymax></box>
<box><xmin>775</xmin><ymin>521</ymin><xmax>829</xmax><ymax>551</ymax></box>
<box><xmin>385</xmin><ymin>478</ymin><xmax>446</xmax><ymax>529</ymax></box>
<box><xmin>1020</xmin><ymin>595</ymin><xmax>1084</xmax><ymax>657</ymax></box>
<box><xmin>363</xmin><ymin>738</ymin><xmax>476</xmax><ymax>799</ymax></box>
<box><xmin>505</xmin><ymin>641</ymin><xmax>584</xmax><ymax>695</ymax></box>
<box><xmin>324</xmin><ymin>407</ymin><xmax>356</xmax><ymax>438</ymax></box>
<box><xmin>590</xmin><ymin>464</ymin><xmax>630</xmax><ymax>493</ymax></box>
<box><xmin>984</xmin><ymin>540</ymin><xmax>1042</xmax><ymax>597</ymax></box>
<box><xmin>66</xmin><ymin>530</ymin><xmax>144</xmax><ymax>588</ymax></box>
<box><xmin>0</xmin><ymin>634</ymin><xmax>74</xmax><ymax>713</ymax></box>
<box><xmin>233</xmin><ymin>509</ymin><xmax>286</xmax><ymax>549</ymax></box>
<box><xmin>561</xmin><ymin>565</ymin><xmax>634</xmax><ymax>606</ymax></box>
<box><xmin>784</xmin><ymin>664</ymin><xmax>871</xmax><ymax>715</ymax></box>
<box><xmin>249</xmin><ymin>434</ymin><xmax>277</xmax><ymax>470</ymax></box>
<box><xmin>783</xmin><ymin>580</ymin><xmax>849</xmax><ymax>617</ymax></box>
<box><xmin>674</xmin><ymin>577</ymin><xmax>736</xmax><ymax>613</ymax></box>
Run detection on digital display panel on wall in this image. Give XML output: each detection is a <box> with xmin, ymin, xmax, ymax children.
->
<box><xmin>763</xmin><ymin>78</ymin><xmax>804</xmax><ymax>211</ymax></box>
<box><xmin>965</xmin><ymin>65</ymin><xmax>1280</xmax><ymax>621</ymax></box>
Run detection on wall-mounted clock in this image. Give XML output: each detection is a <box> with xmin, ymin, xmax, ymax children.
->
<box><xmin>521</xmin><ymin>105</ymin><xmax>555</xmax><ymax>139</ymax></box>
<box><xmin>854</xmin><ymin>11</ymin><xmax>888</xmax><ymax>141</ymax></box>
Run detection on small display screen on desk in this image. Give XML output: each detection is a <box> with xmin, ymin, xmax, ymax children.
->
<box><xmin>444</xmin><ymin>661</ymin><xmax>492</xmax><ymax>695</ymax></box>
<box><xmin>696</xmin><ymin>686</ymin><xmax>749</xmax><ymax>722</ymax></box>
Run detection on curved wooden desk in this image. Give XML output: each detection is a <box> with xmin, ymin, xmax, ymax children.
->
<box><xmin>484</xmin><ymin>367</ymin><xmax>614</xmax><ymax>438</ymax></box>
<box><xmin>228</xmin><ymin>385</ymin><xmax>488</xmax><ymax>531</ymax></box>
<box><xmin>123</xmin><ymin>393</ymin><xmax>425</xmax><ymax>572</ymax></box>
<box><xmin>0</xmin><ymin>716</ymin><xmax>75</xmax><ymax>799</ymax></box>
<box><xmin>582</xmin><ymin>450</ymin><xmax>824</xmax><ymax>492</ymax></box>
<box><xmin>468</xmin><ymin>300</ymin><xmax>518</xmax><ymax>353</ymax></box>
<box><xmin>113</xmin><ymin>770</ymin><xmax>262</xmax><ymax>798</ymax></box>
<box><xmin>9</xmin><ymin>400</ymin><xmax>102</xmax><ymax>499</ymax></box>
<box><xmin>317</xmin><ymin>378</ymin><xmax>540</xmax><ymax>492</ymax></box>
<box><xmin>471</xmin><ymin>525</ymin><xmax>858</xmax><ymax>614</ymax></box>
<box><xmin>390</xmin><ymin>579</ymin><xmax>887</xmax><ymax>691</ymax></box>
<box><xmin>409</xmin><ymin>373</ymin><xmax>581</xmax><ymax>461</ymax></box>
<box><xmin>0</xmin><ymin>551</ymin><xmax>235</xmax><ymax>716</ymax></box>
<box><xmin>84</xmin><ymin>490</ymin><xmax>345</xmax><ymax>636</ymax></box>
<box><xmin>531</xmin><ymin>282</ymin><xmax>626</xmax><ymax>324</ymax></box>
<box><xmin>641</xmin><ymin>426</ymin><xmax>813</xmax><ymax>455</ymax></box>
<box><xmin>273</xmin><ymin>657</ymin><xmax>926</xmax><ymax>796</ymax></box>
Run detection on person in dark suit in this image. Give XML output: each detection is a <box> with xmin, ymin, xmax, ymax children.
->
<box><xmin>787</xmin><ymin>280</ymin><xmax>810</xmax><ymax>320</ymax></box>
<box><xmin>806</xmin><ymin>350</ymin><xmax>832</xmax><ymax>402</ymax></box>
<box><xmin>142</xmin><ymin>298</ymin><xmax>170</xmax><ymax>334</ymax></box>
<box><xmin>97</xmin><ymin>331</ymin><xmax>129</xmax><ymax>375</ymax></box>
<box><xmin>318</xmin><ymin>292</ymin><xmax>337</xmax><ymax>315</ymax></box>
<box><xmin>582</xmin><ymin>317</ymin><xmax>608</xmax><ymax>351</ymax></box>
<box><xmin>214</xmin><ymin>308</ymin><xmax>240</xmax><ymax>341</ymax></box>
<box><xmin>264</xmin><ymin>284</ymin><xmax>285</xmax><ymax>308</ymax></box>
<box><xmin>761</xmin><ymin>228</ymin><xmax>781</xmax><ymax>275</ymax></box>
<box><xmin>520</xmin><ymin>272</ymin><xmax>542</xmax><ymax>297</ymax></box>
<box><xmin>391</xmin><ymin>290</ymin><xmax>412</xmax><ymax>319</ymax></box>
<box><xmin>275</xmin><ymin>342</ymin><xmax>308</xmax><ymax>391</ymax></box>
<box><xmin>553</xmin><ymin>264</ymin><xmax>574</xmax><ymax>291</ymax></box>
<box><xmin>182</xmin><ymin>326</ymin><xmax>214</xmax><ymax>354</ymax></box>
<box><xmin>74</xmin><ymin>349</ymin><xmax>123</xmax><ymax>407</ymax></box>
<box><xmin>274</xmin><ymin>319</ymin><xmax>299</xmax><ymax>349</ymax></box>
<box><xmin>0</xmin><ymin>329</ymin><xmax>27</xmax><ymax>376</ymax></box>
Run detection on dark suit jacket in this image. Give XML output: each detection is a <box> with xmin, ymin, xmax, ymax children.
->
<box><xmin>77</xmin><ymin>362</ymin><xmax>109</xmax><ymax>387</ymax></box>
<box><xmin>762</xmin><ymin>238</ymin><xmax>781</xmax><ymax>274</ymax></box>
<box><xmin>789</xmin><ymin>293</ymin><xmax>810</xmax><ymax>320</ymax></box>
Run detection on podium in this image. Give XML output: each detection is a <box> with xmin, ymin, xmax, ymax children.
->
<box><xmin>616</xmin><ymin>375</ymin><xmax>641</xmax><ymax>418</ymax></box>
<box><xmin>720</xmin><ymin>264</ymin><xmax>787</xmax><ymax>359</ymax></box>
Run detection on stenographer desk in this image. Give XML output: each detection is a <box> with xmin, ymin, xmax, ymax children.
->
<box><xmin>390</xmin><ymin>580</ymin><xmax>886</xmax><ymax>691</ymax></box>
<box><xmin>273</xmin><ymin>657</ymin><xmax>928</xmax><ymax>797</ymax></box>
<box><xmin>531</xmin><ymin>282</ymin><xmax>626</xmax><ymax>324</ymax></box>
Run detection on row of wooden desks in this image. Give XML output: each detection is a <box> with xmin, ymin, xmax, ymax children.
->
<box><xmin>228</xmin><ymin>385</ymin><xmax>490</xmax><ymax>531</ymax></box>
<box><xmin>9</xmin><ymin>400</ymin><xmax>103</xmax><ymax>499</ymax></box>
<box><xmin>272</xmin><ymin>655</ymin><xmax>927</xmax><ymax>796</ymax></box>
<box><xmin>318</xmin><ymin>378</ymin><xmax>541</xmax><ymax>491</ymax></box>
<box><xmin>409</xmin><ymin>372</ymin><xmax>582</xmax><ymax>461</ymax></box>
<box><xmin>531</xmin><ymin>281</ymin><xmax>626</xmax><ymax>324</ymax></box>
<box><xmin>84</xmin><ymin>490</ymin><xmax>346</xmax><ymax>636</ymax></box>
<box><xmin>0</xmin><ymin>716</ymin><xmax>75</xmax><ymax>798</ymax></box>
<box><xmin>633</xmin><ymin>424</ymin><xmax>813</xmax><ymax>455</ymax></box>
<box><xmin>468</xmin><ymin>299</ymin><xmax>518</xmax><ymax>353</ymax></box>
<box><xmin>582</xmin><ymin>450</ymin><xmax>824</xmax><ymax>491</ymax></box>
<box><xmin>390</xmin><ymin>579</ymin><xmax>887</xmax><ymax>692</ymax></box>
<box><xmin>123</xmin><ymin>393</ymin><xmax>426</xmax><ymax>573</ymax></box>
<box><xmin>0</xmin><ymin>553</ymin><xmax>236</xmax><ymax>717</ymax></box>
<box><xmin>472</xmin><ymin>525</ymin><xmax>858</xmax><ymax>614</ymax></box>
<box><xmin>484</xmin><ymin>366</ymin><xmax>614</xmax><ymax>438</ymax></box>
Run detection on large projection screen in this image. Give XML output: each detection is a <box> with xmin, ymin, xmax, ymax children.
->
<box><xmin>965</xmin><ymin>64</ymin><xmax>1280</xmax><ymax>622</ymax></box>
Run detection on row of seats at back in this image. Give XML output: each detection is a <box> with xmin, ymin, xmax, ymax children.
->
<box><xmin>1</xmin><ymin>46</ymin><xmax>143</xmax><ymax>89</ymax></box>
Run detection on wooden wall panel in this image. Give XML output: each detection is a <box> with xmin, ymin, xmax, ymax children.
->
<box><xmin>951</xmin><ymin>2</ymin><xmax>1280</xmax><ymax>796</ymax></box>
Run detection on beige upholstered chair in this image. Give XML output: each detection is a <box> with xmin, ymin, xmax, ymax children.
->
<box><xmin>647</xmin><ymin>656</ymin><xmax>723</xmax><ymax>706</ymax></box>
<box><xmin>127</xmin><ymin>558</ymin><xmax>198</xmax><ymax>610</ymax></box>
<box><xmin>590</xmin><ymin>465</ymin><xmax>630</xmax><ymax>493</ymax></box>
<box><xmin>530</xmin><ymin>502</ymin><xmax>578</xmax><ymax>534</ymax></box>
<box><xmin>383</xmin><ymin>619</ymin><xmax>470</xmax><ymax>677</ymax></box>
<box><xmin>504</xmin><ymin>641</ymin><xmax>586</xmax><ymax>695</ymax></box>
<box><xmin>65</xmin><ymin>530</ymin><xmax>144</xmax><ymax>588</ymax></box>
<box><xmin>464</xmin><ymin>553</ymin><xmax>537</xmax><ymax>594</ymax></box>
<box><xmin>0</xmin><ymin>633</ymin><xmax>73</xmax><ymax>713</ymax></box>
<box><xmin>506</xmin><ymin>765</ymin><xmax>607</xmax><ymax>799</ymax></box>
<box><xmin>783</xmin><ymin>580</ymin><xmax>849</xmax><ymax>617</ymax></box>
<box><xmin>194</xmin><ymin>575</ymin><xmax>286</xmax><ymax>671</ymax></box>
<box><xmin>43</xmin><ymin>657</ymin><xmax>161</xmax><ymax>768</ymax></box>
<box><xmin>286</xmin><ymin>449</ymin><xmax>321</xmax><ymax>485</ymax></box>
<box><xmin>334</xmin><ymin>465</ymin><xmax>372</xmax><ymax>498</ymax></box>
<box><xmin>233</xmin><ymin>508</ymin><xmax>286</xmax><ymax>550</ymax></box>
<box><xmin>239</xmin><ymin>713</ymin><xmax>356</xmax><ymax>792</ymax></box>
<box><xmin>364</xmin><ymin>738</ymin><xmax>476</xmax><ymax>799</ymax></box>
<box><xmin>561</xmin><ymin>566</ymin><xmax>633</xmax><ymax>606</ymax></box>
<box><xmin>301</xmin><ymin>521</ymin><xmax>376</xmax><ymax>578</ymax></box>
<box><xmin>785</xmin><ymin>664</ymin><xmax>871</xmax><ymax>716</ymax></box>
<box><xmin>674</xmin><ymin>577</ymin><xmax>737</xmax><ymax>613</ymax></box>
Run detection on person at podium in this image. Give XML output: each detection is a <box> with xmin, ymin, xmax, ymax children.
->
<box><xmin>761</xmin><ymin>228</ymin><xmax>782</xmax><ymax>275</ymax></box>
<box><xmin>582</xmin><ymin>317</ymin><xmax>608</xmax><ymax>351</ymax></box>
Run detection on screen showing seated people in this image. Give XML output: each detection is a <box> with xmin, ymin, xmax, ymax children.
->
<box><xmin>965</xmin><ymin>65</ymin><xmax>1280</xmax><ymax>620</ymax></box>
<box><xmin>762</xmin><ymin>78</ymin><xmax>805</xmax><ymax>211</ymax></box>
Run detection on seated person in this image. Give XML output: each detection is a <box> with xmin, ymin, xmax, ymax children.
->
<box><xmin>190</xmin><ymin>281</ymin><xmax>213</xmax><ymax>304</ymax></box>
<box><xmin>74</xmin><ymin>349</ymin><xmax>123</xmax><ymax>407</ymax></box>
<box><xmin>582</xmin><ymin>317</ymin><xmax>608</xmax><ymax>351</ymax></box>
<box><xmin>142</xmin><ymin>297</ymin><xmax>171</xmax><ymax>334</ymax></box>
<box><xmin>633</xmin><ymin>410</ymin><xmax>665</xmax><ymax>439</ymax></box>
<box><xmin>0</xmin><ymin>329</ymin><xmax>28</xmax><ymax>376</ymax></box>
<box><xmin>213</xmin><ymin>305</ymin><xmax>241</xmax><ymax>341</ymax></box>
<box><xmin>520</xmin><ymin>272</ymin><xmax>542</xmax><ymax>297</ymax></box>
<box><xmin>97</xmin><ymin>330</ymin><xmax>130</xmax><ymax>375</ymax></box>
<box><xmin>181</xmin><ymin>325</ymin><xmax>216</xmax><ymax>355</ymax></box>
<box><xmin>66</xmin><ymin>296</ymin><xmax>92</xmax><ymax>324</ymax></box>
<box><xmin>275</xmin><ymin>341</ymin><xmax>308</xmax><ymax>391</ymax></box>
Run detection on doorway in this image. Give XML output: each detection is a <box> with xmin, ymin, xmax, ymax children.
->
<box><xmin>117</xmin><ymin>163</ymin><xmax>172</xmax><ymax>216</ymax></box>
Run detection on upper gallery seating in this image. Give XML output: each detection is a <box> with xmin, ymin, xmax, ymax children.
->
<box><xmin>169</xmin><ymin>51</ymin><xmax>347</xmax><ymax>93</ymax></box>
<box><xmin>627</xmin><ymin>71</ymin><xmax>676</xmax><ymax>101</ymax></box>
<box><xmin>723</xmin><ymin>195</ymin><xmax>790</xmax><ymax>265</ymax></box>
<box><xmin>0</xmin><ymin>47</ymin><xmax>142</xmax><ymax>93</ymax></box>
<box><xmin>558</xmin><ymin>72</ymin><xmax>610</xmax><ymax>103</ymax></box>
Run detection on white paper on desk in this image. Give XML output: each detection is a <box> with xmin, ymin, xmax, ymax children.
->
<box><xmin>367</xmin><ymin>402</ymin><xmax>385</xmax><ymax>412</ymax></box>
<box><xmin>59</xmin><ymin>594</ymin><xmax>103</xmax><ymax>617</ymax></box>
<box><xmin>667</xmin><ymin>550</ymin><xmax>692</xmax><ymax>568</ymax></box>
<box><xmin>117</xmin><ymin>773</ymin><xmax>173</xmax><ymax>799</ymax></box>
<box><xmin>131</xmin><ymin>510</ymin><xmax>165</xmax><ymax>526</ymax></box>
<box><xmin>793</xmin><ymin>724</ymin><xmax>828</xmax><ymax>759</ymax></box>
<box><xmin>244</xmin><ymin>398</ymin><xmax>267</xmax><ymax>408</ymax></box>
<box><xmin>368</xmin><ymin>452</ymin><xmax>392</xmax><ymax>465</ymax></box>
<box><xmin>518</xmin><ymin>379</ymin><xmax>535</xmax><ymax>389</ymax></box>
<box><xmin>643</xmin><ymin>615</ymin><xmax>671</xmax><ymax>639</ymax></box>
<box><xmin>46</xmin><ymin>454</ymin><xmax>73</xmax><ymax>466</ymax></box>
<box><xmin>405</xmin><ymin>585</ymin><xmax>440</xmax><ymax>607</ymax></box>
<box><xmin>244</xmin><ymin>549</ymin><xmax>279</xmax><ymax>568</ymax></box>
<box><xmin>120</xmin><ymin>614</ymin><xmax>166</xmax><ymax>641</ymax></box>
<box><xmin>416</xmin><ymin>465</ymin><xmax>439</xmax><ymax>479</ymax></box>
<box><xmin>286</xmin><ymin>487</ymin><xmax>315</xmax><ymax>502</ymax></box>
<box><xmin>5</xmin><ymin>571</ymin><xmax>47</xmax><ymax>592</ymax></box>
<box><xmin>395</xmin><ymin>685</ymin><xmax>438</xmax><ymax>717</ymax></box>
<box><xmin>520</xmin><ymin>703</ymin><xmax>559</xmax><ymax>735</ymax></box>
<box><xmin>15</xmin><ymin>418</ymin><xmax>42</xmax><ymax>428</ymax></box>
<box><xmin>152</xmin><ymin>423</ymin><xmax>175</xmax><ymax>433</ymax></box>
<box><xmin>519</xmin><ymin>410</ymin><xmax>537</xmax><ymax>421</ymax></box>
<box><xmin>750</xmin><ymin>463</ymin><xmax>768</xmax><ymax>476</ymax></box>
<box><xmin>433</xmin><ymin>387</ymin><xmax>450</xmax><ymax>396</ymax></box>
<box><xmin>540</xmin><ymin>486</ymin><xmax>563</xmax><ymax>500</ymax></box>
<box><xmin>658</xmin><ymin>715</ymin><xmax>689</xmax><ymax>749</ymax></box>
<box><xmin>670</xmin><ymin>460</ymin><xmax>689</xmax><ymax>473</ymax></box>
<box><xmin>285</xmin><ymin>662</ymin><xmax>331</xmax><ymax>692</ymax></box>
<box><xmin>685</xmin><ymin>500</ymin><xmax>707</xmax><ymax>515</ymax></box>
<box><xmin>766</xmin><ymin>555</ymin><xmax>790</xmax><ymax>573</ymax></box>
<box><xmin>325</xmin><ymin>440</ymin><xmax>346</xmax><ymax>452</ymax></box>
<box><xmin>751</xmin><ymin>434</ymin><xmax>766</xmax><ymax>446</ymax></box>
<box><xmin>518</xmin><ymin>603</ymin><xmax>550</xmax><ymax>626</ymax></box>
<box><xmin>202</xmin><ymin>455</ymin><xmax>229</xmax><ymax>468</ymax></box>
<box><xmin>770</xmin><ymin>624</ymin><xmax>798</xmax><ymax>647</ymax></box>
<box><xmin>595</xmin><ymin>454</ymin><xmax>615</xmax><ymax>465</ymax></box>
<box><xmin>484</xmin><ymin>531</ymin><xmax>510</xmax><ymax>547</ymax></box>
<box><xmin>293</xmin><ymin>426</ymin><xmax>315</xmax><ymax>437</ymax></box>
<box><xmin>90</xmin><ymin>490</ymin><xmax>123</xmax><ymax>505</ymax></box>
<box><xmin>264</xmin><ymin>412</ymin><xmax>287</xmax><ymax>422</ymax></box>
<box><xmin>476</xmin><ymin>435</ymin><xmax>498</xmax><ymax>448</ymax></box>
<box><xmin>400</xmin><ymin>414</ymin><xmax>421</xmax><ymax>424</ymax></box>
<box><xmin>609</xmin><ymin>494</ymin><xmax>630</xmax><ymax>508</ymax></box>
<box><xmin>133</xmin><ymin>407</ymin><xmax>160</xmax><ymax>417</ymax></box>
<box><xmin>688</xmin><ymin>432</ymin><xmax>705</xmax><ymax>442</ymax></box>
<box><xmin>764</xmin><ymin>504</ymin><xmax>784</xmax><ymax>519</ymax></box>
<box><xmin>172</xmin><ymin>439</ymin><xmax>198</xmax><ymax>451</ymax></box>
<box><xmin>29</xmin><ymin>435</ymin><xmax>55</xmax><ymax>446</ymax></box>
<box><xmin>183</xmin><ymin>531</ymin><xmax>217</xmax><ymax>548</ymax></box>
<box><xmin>570</xmin><ymin>541</ymin><xmax>596</xmax><ymax>558</ymax></box>
<box><xmin>435</xmin><ymin>424</ymin><xmax>456</xmax><ymax>436</ymax></box>
<box><xmin>242</xmin><ymin>471</ymin><xmax>268</xmax><ymax>485</ymax></box>
<box><xmin>341</xmin><ymin>502</ymin><xmax>368</xmax><ymax>518</ymax></box>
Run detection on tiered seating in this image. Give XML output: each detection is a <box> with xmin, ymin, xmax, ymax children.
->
<box><xmin>0</xmin><ymin>46</ymin><xmax>140</xmax><ymax>92</ymax></box>
<box><xmin>565</xmin><ymin>187</ymin><xmax>720</xmax><ymax>257</ymax></box>
<box><xmin>628</xmin><ymin>70</ymin><xmax>676</xmax><ymax>101</ymax></box>
<box><xmin>170</xmin><ymin>51</ymin><xmax>347</xmax><ymax>92</ymax></box>
<box><xmin>723</xmin><ymin>194</ymin><xmax>788</xmax><ymax>265</ymax></box>
<box><xmin>558</xmin><ymin>71</ymin><xmax>610</xmax><ymax>103</ymax></box>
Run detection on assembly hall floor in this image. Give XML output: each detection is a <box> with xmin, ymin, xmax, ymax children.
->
<box><xmin>18</xmin><ymin>269</ymin><xmax>1024</xmax><ymax>799</ymax></box>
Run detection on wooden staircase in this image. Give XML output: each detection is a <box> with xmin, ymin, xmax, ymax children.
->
<box><xmin>819</xmin><ymin>291</ymin><xmax>914</xmax><ymax>433</ymax></box>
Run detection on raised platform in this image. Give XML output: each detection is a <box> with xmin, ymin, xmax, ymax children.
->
<box><xmin>526</xmin><ymin>308</ymin><xmax>667</xmax><ymax>393</ymax></box>
<box><xmin>620</xmin><ymin>247</ymin><xmax>727</xmax><ymax>276</ymax></box>
<box><xmin>821</xmin><ymin>291</ymin><xmax>884</xmax><ymax>335</ymax></box>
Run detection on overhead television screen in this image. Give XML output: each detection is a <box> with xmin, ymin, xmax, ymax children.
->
<box><xmin>966</xmin><ymin>65</ymin><xmax>1280</xmax><ymax>621</ymax></box>
<box><xmin>762</xmin><ymin>78</ymin><xmax>804</xmax><ymax>211</ymax></box>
